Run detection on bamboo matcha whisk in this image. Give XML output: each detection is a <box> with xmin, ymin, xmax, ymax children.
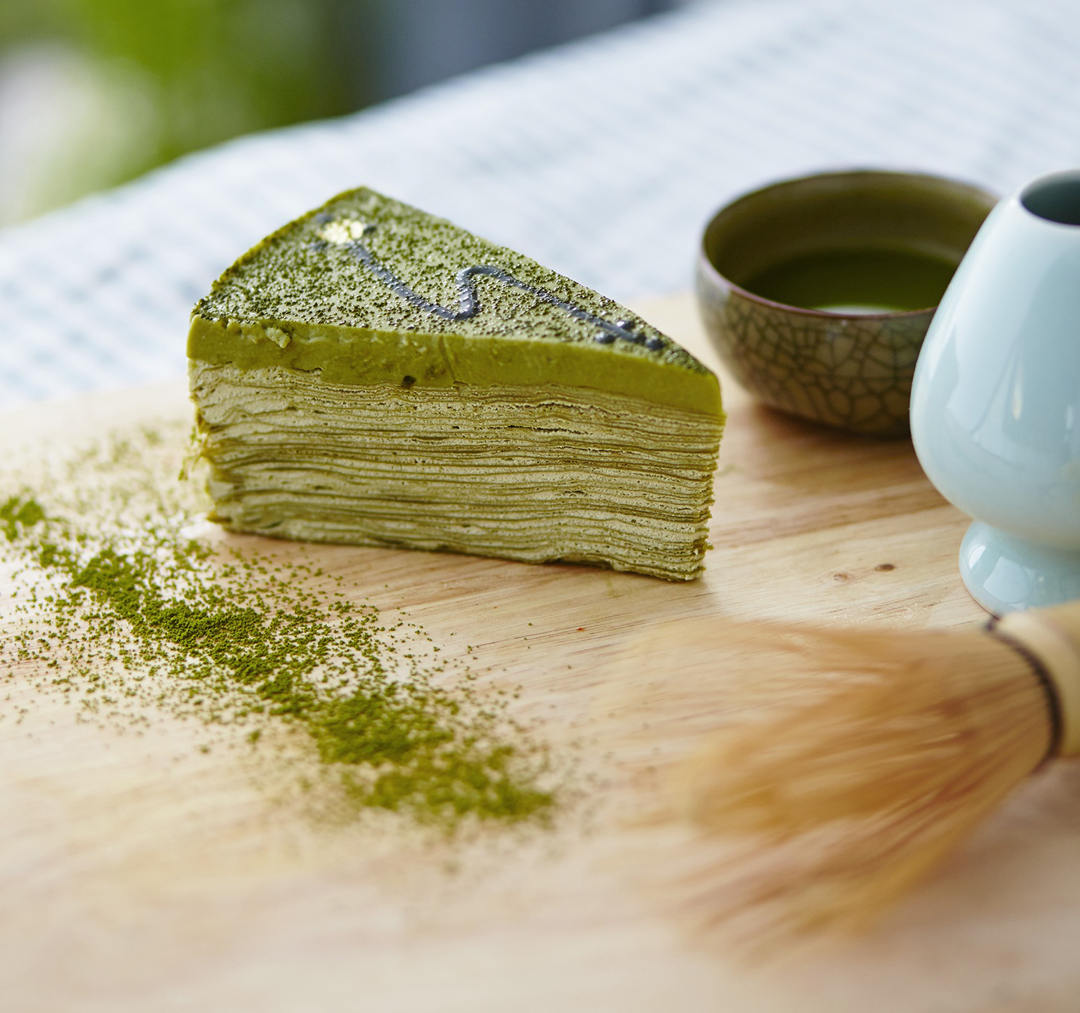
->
<box><xmin>674</xmin><ymin>603</ymin><xmax>1080</xmax><ymax>934</ymax></box>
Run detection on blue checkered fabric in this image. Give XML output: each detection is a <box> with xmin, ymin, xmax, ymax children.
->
<box><xmin>2</xmin><ymin>0</ymin><xmax>1079</xmax><ymax>409</ymax></box>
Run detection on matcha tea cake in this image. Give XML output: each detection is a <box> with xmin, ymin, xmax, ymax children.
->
<box><xmin>187</xmin><ymin>188</ymin><xmax>724</xmax><ymax>580</ymax></box>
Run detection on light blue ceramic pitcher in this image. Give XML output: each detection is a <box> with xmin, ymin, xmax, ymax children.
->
<box><xmin>910</xmin><ymin>170</ymin><xmax>1080</xmax><ymax>614</ymax></box>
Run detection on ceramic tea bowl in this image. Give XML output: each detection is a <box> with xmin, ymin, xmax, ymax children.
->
<box><xmin>695</xmin><ymin>170</ymin><xmax>996</xmax><ymax>436</ymax></box>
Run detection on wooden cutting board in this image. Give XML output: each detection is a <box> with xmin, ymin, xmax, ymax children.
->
<box><xmin>2</xmin><ymin>295</ymin><xmax>1078</xmax><ymax>1012</ymax></box>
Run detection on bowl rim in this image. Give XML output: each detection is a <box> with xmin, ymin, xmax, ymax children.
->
<box><xmin>1019</xmin><ymin>167</ymin><xmax>1080</xmax><ymax>228</ymax></box>
<box><xmin>697</xmin><ymin>167</ymin><xmax>1000</xmax><ymax>321</ymax></box>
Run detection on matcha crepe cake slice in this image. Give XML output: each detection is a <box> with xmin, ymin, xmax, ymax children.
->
<box><xmin>188</xmin><ymin>188</ymin><xmax>724</xmax><ymax>580</ymax></box>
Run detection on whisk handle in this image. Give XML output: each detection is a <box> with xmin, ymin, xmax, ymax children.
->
<box><xmin>996</xmin><ymin>602</ymin><xmax>1080</xmax><ymax>757</ymax></box>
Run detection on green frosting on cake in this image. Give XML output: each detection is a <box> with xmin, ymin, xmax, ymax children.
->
<box><xmin>188</xmin><ymin>188</ymin><xmax>720</xmax><ymax>413</ymax></box>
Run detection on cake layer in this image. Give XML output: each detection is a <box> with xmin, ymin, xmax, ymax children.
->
<box><xmin>191</xmin><ymin>362</ymin><xmax>723</xmax><ymax>581</ymax></box>
<box><xmin>188</xmin><ymin>316</ymin><xmax>720</xmax><ymax>414</ymax></box>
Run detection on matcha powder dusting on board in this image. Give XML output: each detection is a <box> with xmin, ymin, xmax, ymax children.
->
<box><xmin>0</xmin><ymin>424</ymin><xmax>555</xmax><ymax>832</ymax></box>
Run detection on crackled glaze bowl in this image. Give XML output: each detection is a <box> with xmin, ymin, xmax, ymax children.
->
<box><xmin>696</xmin><ymin>170</ymin><xmax>996</xmax><ymax>436</ymax></box>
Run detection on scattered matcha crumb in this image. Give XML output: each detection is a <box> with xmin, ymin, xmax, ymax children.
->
<box><xmin>0</xmin><ymin>426</ymin><xmax>555</xmax><ymax>832</ymax></box>
<box><xmin>1</xmin><ymin>495</ymin><xmax>45</xmax><ymax>542</ymax></box>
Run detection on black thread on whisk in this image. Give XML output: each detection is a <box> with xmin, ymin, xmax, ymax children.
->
<box><xmin>986</xmin><ymin>620</ymin><xmax>1064</xmax><ymax>765</ymax></box>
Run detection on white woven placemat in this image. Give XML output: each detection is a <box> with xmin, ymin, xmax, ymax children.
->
<box><xmin>2</xmin><ymin>0</ymin><xmax>1078</xmax><ymax>408</ymax></box>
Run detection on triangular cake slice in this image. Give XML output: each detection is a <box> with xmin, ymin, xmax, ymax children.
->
<box><xmin>188</xmin><ymin>188</ymin><xmax>724</xmax><ymax>580</ymax></box>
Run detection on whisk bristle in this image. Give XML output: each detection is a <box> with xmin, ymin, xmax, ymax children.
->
<box><xmin>673</xmin><ymin>622</ymin><xmax>1055</xmax><ymax>935</ymax></box>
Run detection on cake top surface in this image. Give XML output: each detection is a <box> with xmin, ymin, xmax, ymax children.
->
<box><xmin>193</xmin><ymin>188</ymin><xmax>710</xmax><ymax>377</ymax></box>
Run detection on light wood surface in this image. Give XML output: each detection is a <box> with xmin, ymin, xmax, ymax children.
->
<box><xmin>2</xmin><ymin>295</ymin><xmax>1078</xmax><ymax>1012</ymax></box>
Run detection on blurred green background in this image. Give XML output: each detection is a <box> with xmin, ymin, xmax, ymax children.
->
<box><xmin>0</xmin><ymin>0</ymin><xmax>676</xmax><ymax>227</ymax></box>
